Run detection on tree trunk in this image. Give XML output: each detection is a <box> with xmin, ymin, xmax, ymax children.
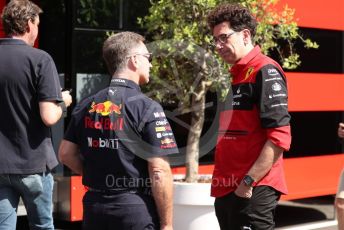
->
<box><xmin>185</xmin><ymin>91</ymin><xmax>206</xmax><ymax>183</ymax></box>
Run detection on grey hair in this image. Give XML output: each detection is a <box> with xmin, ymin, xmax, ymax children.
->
<box><xmin>103</xmin><ymin>31</ymin><xmax>145</xmax><ymax>76</ymax></box>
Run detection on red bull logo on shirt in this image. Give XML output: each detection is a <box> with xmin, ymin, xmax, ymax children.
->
<box><xmin>161</xmin><ymin>138</ymin><xmax>175</xmax><ymax>145</ymax></box>
<box><xmin>84</xmin><ymin>117</ymin><xmax>124</xmax><ymax>131</ymax></box>
<box><xmin>89</xmin><ymin>101</ymin><xmax>122</xmax><ymax>116</ymax></box>
<box><xmin>160</xmin><ymin>138</ymin><xmax>176</xmax><ymax>149</ymax></box>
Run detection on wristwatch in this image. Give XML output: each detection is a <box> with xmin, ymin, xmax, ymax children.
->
<box><xmin>58</xmin><ymin>101</ymin><xmax>67</xmax><ymax>117</ymax></box>
<box><xmin>242</xmin><ymin>175</ymin><xmax>256</xmax><ymax>187</ymax></box>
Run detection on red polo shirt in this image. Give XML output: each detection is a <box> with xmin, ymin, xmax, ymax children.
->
<box><xmin>211</xmin><ymin>46</ymin><xmax>291</xmax><ymax>197</ymax></box>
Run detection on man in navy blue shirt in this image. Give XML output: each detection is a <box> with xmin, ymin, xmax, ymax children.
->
<box><xmin>59</xmin><ymin>32</ymin><xmax>178</xmax><ymax>230</ymax></box>
<box><xmin>0</xmin><ymin>1</ymin><xmax>72</xmax><ymax>229</ymax></box>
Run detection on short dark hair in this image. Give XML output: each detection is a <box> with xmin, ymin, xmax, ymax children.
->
<box><xmin>1</xmin><ymin>0</ymin><xmax>42</xmax><ymax>36</ymax></box>
<box><xmin>207</xmin><ymin>3</ymin><xmax>257</xmax><ymax>39</ymax></box>
<box><xmin>103</xmin><ymin>31</ymin><xmax>145</xmax><ymax>76</ymax></box>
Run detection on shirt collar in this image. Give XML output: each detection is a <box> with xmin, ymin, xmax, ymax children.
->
<box><xmin>229</xmin><ymin>45</ymin><xmax>261</xmax><ymax>76</ymax></box>
<box><xmin>110</xmin><ymin>78</ymin><xmax>141</xmax><ymax>92</ymax></box>
<box><xmin>0</xmin><ymin>38</ymin><xmax>27</xmax><ymax>46</ymax></box>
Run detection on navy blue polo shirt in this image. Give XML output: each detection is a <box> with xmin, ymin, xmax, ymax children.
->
<box><xmin>64</xmin><ymin>78</ymin><xmax>179</xmax><ymax>190</ymax></box>
<box><xmin>0</xmin><ymin>38</ymin><xmax>62</xmax><ymax>174</ymax></box>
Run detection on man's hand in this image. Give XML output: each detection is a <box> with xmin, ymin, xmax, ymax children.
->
<box><xmin>62</xmin><ymin>89</ymin><xmax>72</xmax><ymax>107</ymax></box>
<box><xmin>234</xmin><ymin>181</ymin><xmax>253</xmax><ymax>199</ymax></box>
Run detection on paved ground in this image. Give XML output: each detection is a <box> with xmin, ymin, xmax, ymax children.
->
<box><xmin>16</xmin><ymin>217</ymin><xmax>82</xmax><ymax>230</ymax></box>
<box><xmin>276</xmin><ymin>195</ymin><xmax>337</xmax><ymax>230</ymax></box>
<box><xmin>16</xmin><ymin>195</ymin><xmax>338</xmax><ymax>230</ymax></box>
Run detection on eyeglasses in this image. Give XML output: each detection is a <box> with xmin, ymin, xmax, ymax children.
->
<box><xmin>212</xmin><ymin>31</ymin><xmax>236</xmax><ymax>45</ymax></box>
<box><xmin>126</xmin><ymin>53</ymin><xmax>153</xmax><ymax>63</ymax></box>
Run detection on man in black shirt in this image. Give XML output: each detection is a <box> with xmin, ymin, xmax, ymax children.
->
<box><xmin>59</xmin><ymin>32</ymin><xmax>178</xmax><ymax>230</ymax></box>
<box><xmin>0</xmin><ymin>1</ymin><xmax>72</xmax><ymax>229</ymax></box>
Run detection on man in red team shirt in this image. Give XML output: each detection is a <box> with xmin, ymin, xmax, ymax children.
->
<box><xmin>207</xmin><ymin>3</ymin><xmax>291</xmax><ymax>230</ymax></box>
<box><xmin>336</xmin><ymin>123</ymin><xmax>344</xmax><ymax>230</ymax></box>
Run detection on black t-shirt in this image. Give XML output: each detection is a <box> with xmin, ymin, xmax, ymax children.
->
<box><xmin>64</xmin><ymin>78</ymin><xmax>179</xmax><ymax>190</ymax></box>
<box><xmin>0</xmin><ymin>38</ymin><xmax>62</xmax><ymax>174</ymax></box>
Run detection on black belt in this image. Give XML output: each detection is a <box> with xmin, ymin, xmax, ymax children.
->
<box><xmin>87</xmin><ymin>187</ymin><xmax>151</xmax><ymax>195</ymax></box>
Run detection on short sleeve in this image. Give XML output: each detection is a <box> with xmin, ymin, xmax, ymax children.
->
<box><xmin>64</xmin><ymin>103</ymin><xmax>85</xmax><ymax>144</ymax></box>
<box><xmin>140</xmin><ymin>102</ymin><xmax>179</xmax><ymax>157</ymax></box>
<box><xmin>36</xmin><ymin>54</ymin><xmax>63</xmax><ymax>102</ymax></box>
<box><xmin>256</xmin><ymin>64</ymin><xmax>290</xmax><ymax>128</ymax></box>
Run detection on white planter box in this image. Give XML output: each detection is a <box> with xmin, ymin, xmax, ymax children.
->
<box><xmin>173</xmin><ymin>182</ymin><xmax>220</xmax><ymax>230</ymax></box>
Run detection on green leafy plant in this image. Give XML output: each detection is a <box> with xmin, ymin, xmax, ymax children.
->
<box><xmin>140</xmin><ymin>0</ymin><xmax>318</xmax><ymax>182</ymax></box>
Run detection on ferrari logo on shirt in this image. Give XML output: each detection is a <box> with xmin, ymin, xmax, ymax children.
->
<box><xmin>243</xmin><ymin>67</ymin><xmax>254</xmax><ymax>81</ymax></box>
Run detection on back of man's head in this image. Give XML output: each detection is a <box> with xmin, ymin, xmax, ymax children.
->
<box><xmin>1</xmin><ymin>0</ymin><xmax>42</xmax><ymax>37</ymax></box>
<box><xmin>103</xmin><ymin>32</ymin><xmax>145</xmax><ymax>76</ymax></box>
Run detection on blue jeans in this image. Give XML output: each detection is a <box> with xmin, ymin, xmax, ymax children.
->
<box><xmin>0</xmin><ymin>172</ymin><xmax>54</xmax><ymax>230</ymax></box>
